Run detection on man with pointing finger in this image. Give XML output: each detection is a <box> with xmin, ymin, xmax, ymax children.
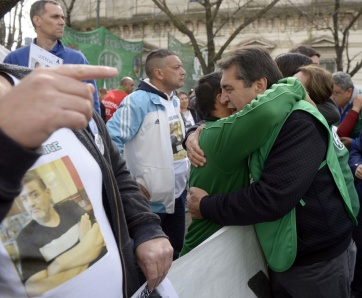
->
<box><xmin>0</xmin><ymin>63</ymin><xmax>173</xmax><ymax>297</ymax></box>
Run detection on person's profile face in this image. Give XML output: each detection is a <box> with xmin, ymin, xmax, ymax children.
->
<box><xmin>220</xmin><ymin>65</ymin><xmax>259</xmax><ymax>112</ymax></box>
<box><xmin>19</xmin><ymin>180</ymin><xmax>52</xmax><ymax>223</ymax></box>
<box><xmin>310</xmin><ymin>55</ymin><xmax>320</xmax><ymax>65</ymax></box>
<box><xmin>161</xmin><ymin>55</ymin><xmax>186</xmax><ymax>90</ymax></box>
<box><xmin>125</xmin><ymin>81</ymin><xmax>135</xmax><ymax>94</ymax></box>
<box><xmin>331</xmin><ymin>84</ymin><xmax>352</xmax><ymax>107</ymax></box>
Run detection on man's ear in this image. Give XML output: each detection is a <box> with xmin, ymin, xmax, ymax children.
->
<box><xmin>347</xmin><ymin>87</ymin><xmax>353</xmax><ymax>98</ymax></box>
<box><xmin>153</xmin><ymin>68</ymin><xmax>163</xmax><ymax>80</ymax></box>
<box><xmin>33</xmin><ymin>15</ymin><xmax>41</xmax><ymax>28</ymax></box>
<box><xmin>216</xmin><ymin>93</ymin><xmax>222</xmax><ymax>103</ymax></box>
<box><xmin>255</xmin><ymin>77</ymin><xmax>267</xmax><ymax>95</ymax></box>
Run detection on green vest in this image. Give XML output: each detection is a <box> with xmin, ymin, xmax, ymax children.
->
<box><xmin>180</xmin><ymin>78</ymin><xmax>307</xmax><ymax>256</ymax></box>
<box><xmin>250</xmin><ymin>100</ymin><xmax>358</xmax><ymax>272</ymax></box>
<box><xmin>331</xmin><ymin>126</ymin><xmax>360</xmax><ymax>218</ymax></box>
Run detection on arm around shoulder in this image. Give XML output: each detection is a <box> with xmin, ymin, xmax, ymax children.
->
<box><xmin>200</xmin><ymin>111</ymin><xmax>327</xmax><ymax>226</ymax></box>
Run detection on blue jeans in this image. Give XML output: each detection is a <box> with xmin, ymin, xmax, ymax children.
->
<box><xmin>156</xmin><ymin>189</ymin><xmax>186</xmax><ymax>260</ymax></box>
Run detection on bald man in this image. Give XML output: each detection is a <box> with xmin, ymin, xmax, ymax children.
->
<box><xmin>102</xmin><ymin>76</ymin><xmax>135</xmax><ymax>122</ymax></box>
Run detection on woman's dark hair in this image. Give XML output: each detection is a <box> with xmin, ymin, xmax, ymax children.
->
<box><xmin>218</xmin><ymin>46</ymin><xmax>282</xmax><ymax>89</ymax></box>
<box><xmin>275</xmin><ymin>53</ymin><xmax>313</xmax><ymax>77</ymax></box>
<box><xmin>195</xmin><ymin>72</ymin><xmax>222</xmax><ymax>118</ymax></box>
<box><xmin>289</xmin><ymin>45</ymin><xmax>320</xmax><ymax>58</ymax></box>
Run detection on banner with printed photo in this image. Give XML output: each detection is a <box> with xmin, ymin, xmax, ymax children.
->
<box><xmin>62</xmin><ymin>26</ymin><xmax>143</xmax><ymax>90</ymax></box>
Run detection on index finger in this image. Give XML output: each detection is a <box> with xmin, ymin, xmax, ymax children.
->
<box><xmin>43</xmin><ymin>64</ymin><xmax>118</xmax><ymax>81</ymax></box>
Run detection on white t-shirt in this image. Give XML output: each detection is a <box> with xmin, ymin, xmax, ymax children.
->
<box><xmin>182</xmin><ymin>110</ymin><xmax>196</xmax><ymax>130</ymax></box>
<box><xmin>160</xmin><ymin>98</ymin><xmax>188</xmax><ymax>198</ymax></box>
<box><xmin>0</xmin><ymin>128</ymin><xmax>123</xmax><ymax>298</ymax></box>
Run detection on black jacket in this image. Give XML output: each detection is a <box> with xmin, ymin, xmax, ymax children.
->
<box><xmin>200</xmin><ymin>111</ymin><xmax>353</xmax><ymax>266</ymax></box>
<box><xmin>0</xmin><ymin>64</ymin><xmax>166</xmax><ymax>297</ymax></box>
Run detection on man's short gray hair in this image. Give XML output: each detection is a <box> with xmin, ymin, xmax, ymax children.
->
<box><xmin>30</xmin><ymin>0</ymin><xmax>60</xmax><ymax>29</ymax></box>
<box><xmin>332</xmin><ymin>72</ymin><xmax>354</xmax><ymax>91</ymax></box>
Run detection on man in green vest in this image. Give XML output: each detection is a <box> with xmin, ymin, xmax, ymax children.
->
<box><xmin>185</xmin><ymin>46</ymin><xmax>357</xmax><ymax>298</ymax></box>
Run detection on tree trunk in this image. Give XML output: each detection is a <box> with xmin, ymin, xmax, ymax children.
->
<box><xmin>0</xmin><ymin>0</ymin><xmax>21</xmax><ymax>19</ymax></box>
<box><xmin>0</xmin><ymin>19</ymin><xmax>6</xmax><ymax>45</ymax></box>
<box><xmin>15</xmin><ymin>0</ymin><xmax>23</xmax><ymax>49</ymax></box>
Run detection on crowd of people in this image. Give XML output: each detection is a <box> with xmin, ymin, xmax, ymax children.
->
<box><xmin>1</xmin><ymin>0</ymin><xmax>362</xmax><ymax>297</ymax></box>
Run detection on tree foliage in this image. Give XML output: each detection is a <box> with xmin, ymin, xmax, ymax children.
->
<box><xmin>302</xmin><ymin>0</ymin><xmax>362</xmax><ymax>77</ymax></box>
<box><xmin>330</xmin><ymin>0</ymin><xmax>362</xmax><ymax>76</ymax></box>
<box><xmin>59</xmin><ymin>0</ymin><xmax>76</xmax><ymax>27</ymax></box>
<box><xmin>151</xmin><ymin>0</ymin><xmax>281</xmax><ymax>74</ymax></box>
<box><xmin>151</xmin><ymin>0</ymin><xmax>362</xmax><ymax>77</ymax></box>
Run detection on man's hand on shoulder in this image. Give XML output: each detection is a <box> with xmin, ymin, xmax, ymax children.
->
<box><xmin>186</xmin><ymin>124</ymin><xmax>207</xmax><ymax>167</ymax></box>
<box><xmin>352</xmin><ymin>94</ymin><xmax>362</xmax><ymax>112</ymax></box>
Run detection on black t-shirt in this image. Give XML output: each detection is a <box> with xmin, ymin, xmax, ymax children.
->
<box><xmin>17</xmin><ymin>200</ymin><xmax>89</xmax><ymax>281</ymax></box>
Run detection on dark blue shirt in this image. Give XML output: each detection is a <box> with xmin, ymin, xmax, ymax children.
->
<box><xmin>4</xmin><ymin>39</ymin><xmax>100</xmax><ymax>114</ymax></box>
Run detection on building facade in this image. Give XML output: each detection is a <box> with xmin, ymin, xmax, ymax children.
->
<box><xmin>68</xmin><ymin>0</ymin><xmax>362</xmax><ymax>86</ymax></box>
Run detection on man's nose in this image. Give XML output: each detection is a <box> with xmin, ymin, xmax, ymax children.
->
<box><xmin>26</xmin><ymin>197</ymin><xmax>36</xmax><ymax>207</ymax></box>
<box><xmin>219</xmin><ymin>91</ymin><xmax>229</xmax><ymax>104</ymax></box>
